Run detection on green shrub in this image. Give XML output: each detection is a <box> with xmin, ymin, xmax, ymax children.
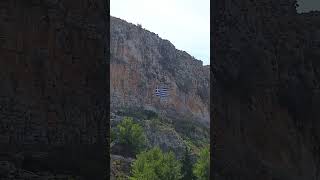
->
<box><xmin>193</xmin><ymin>146</ymin><xmax>210</xmax><ymax>180</ymax></box>
<box><xmin>130</xmin><ymin>147</ymin><xmax>182</xmax><ymax>180</ymax></box>
<box><xmin>117</xmin><ymin>117</ymin><xmax>146</xmax><ymax>155</ymax></box>
<box><xmin>181</xmin><ymin>147</ymin><xmax>195</xmax><ymax>180</ymax></box>
<box><xmin>143</xmin><ymin>110</ymin><xmax>158</xmax><ymax>119</ymax></box>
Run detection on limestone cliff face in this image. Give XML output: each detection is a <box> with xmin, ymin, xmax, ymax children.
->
<box><xmin>0</xmin><ymin>0</ymin><xmax>108</xmax><ymax>146</ymax></box>
<box><xmin>0</xmin><ymin>0</ymin><xmax>108</xmax><ymax>179</ymax></box>
<box><xmin>213</xmin><ymin>0</ymin><xmax>320</xmax><ymax>179</ymax></box>
<box><xmin>110</xmin><ymin>17</ymin><xmax>210</xmax><ymax>125</ymax></box>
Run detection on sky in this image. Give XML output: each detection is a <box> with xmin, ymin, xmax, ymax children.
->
<box><xmin>110</xmin><ymin>0</ymin><xmax>210</xmax><ymax>65</ymax></box>
<box><xmin>297</xmin><ymin>0</ymin><xmax>320</xmax><ymax>13</ymax></box>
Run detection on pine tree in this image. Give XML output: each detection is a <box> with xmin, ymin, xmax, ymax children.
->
<box><xmin>116</xmin><ymin>117</ymin><xmax>146</xmax><ymax>156</ymax></box>
<box><xmin>181</xmin><ymin>146</ymin><xmax>194</xmax><ymax>180</ymax></box>
<box><xmin>130</xmin><ymin>147</ymin><xmax>182</xmax><ymax>180</ymax></box>
<box><xmin>193</xmin><ymin>146</ymin><xmax>210</xmax><ymax>180</ymax></box>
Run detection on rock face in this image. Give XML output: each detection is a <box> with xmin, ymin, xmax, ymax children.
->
<box><xmin>110</xmin><ymin>155</ymin><xmax>133</xmax><ymax>180</ymax></box>
<box><xmin>213</xmin><ymin>0</ymin><xmax>320</xmax><ymax>179</ymax></box>
<box><xmin>110</xmin><ymin>17</ymin><xmax>210</xmax><ymax>125</ymax></box>
<box><xmin>0</xmin><ymin>0</ymin><xmax>108</xmax><ymax>179</ymax></box>
<box><xmin>110</xmin><ymin>17</ymin><xmax>210</xmax><ymax>179</ymax></box>
<box><xmin>143</xmin><ymin>119</ymin><xmax>186</xmax><ymax>159</ymax></box>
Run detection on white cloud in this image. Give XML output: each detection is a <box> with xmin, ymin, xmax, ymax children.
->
<box><xmin>111</xmin><ymin>0</ymin><xmax>210</xmax><ymax>65</ymax></box>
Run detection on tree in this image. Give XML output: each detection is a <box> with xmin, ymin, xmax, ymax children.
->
<box><xmin>130</xmin><ymin>147</ymin><xmax>182</xmax><ymax>180</ymax></box>
<box><xmin>181</xmin><ymin>147</ymin><xmax>195</xmax><ymax>180</ymax></box>
<box><xmin>116</xmin><ymin>117</ymin><xmax>146</xmax><ymax>155</ymax></box>
<box><xmin>193</xmin><ymin>146</ymin><xmax>210</xmax><ymax>180</ymax></box>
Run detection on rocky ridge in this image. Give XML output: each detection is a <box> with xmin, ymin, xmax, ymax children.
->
<box><xmin>110</xmin><ymin>16</ymin><xmax>210</xmax><ymax>125</ymax></box>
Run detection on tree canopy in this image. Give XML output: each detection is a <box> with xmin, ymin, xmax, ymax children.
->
<box><xmin>130</xmin><ymin>147</ymin><xmax>182</xmax><ymax>180</ymax></box>
<box><xmin>193</xmin><ymin>146</ymin><xmax>210</xmax><ymax>180</ymax></box>
<box><xmin>116</xmin><ymin>116</ymin><xmax>146</xmax><ymax>155</ymax></box>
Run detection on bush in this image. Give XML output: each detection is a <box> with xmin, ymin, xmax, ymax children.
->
<box><xmin>143</xmin><ymin>110</ymin><xmax>158</xmax><ymax>119</ymax></box>
<box><xmin>130</xmin><ymin>147</ymin><xmax>182</xmax><ymax>180</ymax></box>
<box><xmin>117</xmin><ymin>117</ymin><xmax>146</xmax><ymax>155</ymax></box>
<box><xmin>193</xmin><ymin>146</ymin><xmax>210</xmax><ymax>180</ymax></box>
<box><xmin>181</xmin><ymin>147</ymin><xmax>195</xmax><ymax>180</ymax></box>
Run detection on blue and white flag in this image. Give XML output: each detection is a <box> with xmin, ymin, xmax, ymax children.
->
<box><xmin>155</xmin><ymin>86</ymin><xmax>169</xmax><ymax>97</ymax></box>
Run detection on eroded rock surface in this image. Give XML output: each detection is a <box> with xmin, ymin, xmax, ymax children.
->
<box><xmin>110</xmin><ymin>17</ymin><xmax>210</xmax><ymax>125</ymax></box>
<box><xmin>110</xmin><ymin>155</ymin><xmax>133</xmax><ymax>180</ymax></box>
<box><xmin>0</xmin><ymin>0</ymin><xmax>108</xmax><ymax>179</ymax></box>
<box><xmin>213</xmin><ymin>0</ymin><xmax>320</xmax><ymax>179</ymax></box>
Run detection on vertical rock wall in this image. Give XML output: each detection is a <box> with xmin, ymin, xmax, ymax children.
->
<box><xmin>213</xmin><ymin>0</ymin><xmax>320</xmax><ymax>179</ymax></box>
<box><xmin>110</xmin><ymin>17</ymin><xmax>210</xmax><ymax>125</ymax></box>
<box><xmin>0</xmin><ymin>0</ymin><xmax>109</xmax><ymax>179</ymax></box>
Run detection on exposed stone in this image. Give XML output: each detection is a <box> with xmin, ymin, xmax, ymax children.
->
<box><xmin>143</xmin><ymin>119</ymin><xmax>187</xmax><ymax>159</ymax></box>
<box><xmin>213</xmin><ymin>0</ymin><xmax>320</xmax><ymax>179</ymax></box>
<box><xmin>110</xmin><ymin>16</ymin><xmax>210</xmax><ymax>126</ymax></box>
<box><xmin>0</xmin><ymin>0</ymin><xmax>109</xmax><ymax>179</ymax></box>
<box><xmin>110</xmin><ymin>154</ymin><xmax>133</xmax><ymax>180</ymax></box>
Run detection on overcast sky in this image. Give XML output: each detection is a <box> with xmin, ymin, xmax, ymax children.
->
<box><xmin>297</xmin><ymin>0</ymin><xmax>320</xmax><ymax>12</ymax></box>
<box><xmin>111</xmin><ymin>0</ymin><xmax>210</xmax><ymax>65</ymax></box>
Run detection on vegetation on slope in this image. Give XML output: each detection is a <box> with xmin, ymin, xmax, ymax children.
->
<box><xmin>111</xmin><ymin>109</ymin><xmax>210</xmax><ymax>179</ymax></box>
<box><xmin>112</xmin><ymin>116</ymin><xmax>147</xmax><ymax>156</ymax></box>
<box><xmin>130</xmin><ymin>147</ymin><xmax>182</xmax><ymax>180</ymax></box>
<box><xmin>193</xmin><ymin>146</ymin><xmax>210</xmax><ymax>180</ymax></box>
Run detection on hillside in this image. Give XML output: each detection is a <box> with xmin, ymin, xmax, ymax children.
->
<box><xmin>110</xmin><ymin>16</ymin><xmax>210</xmax><ymax>179</ymax></box>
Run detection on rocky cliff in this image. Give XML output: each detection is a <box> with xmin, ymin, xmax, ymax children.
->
<box><xmin>0</xmin><ymin>0</ymin><xmax>108</xmax><ymax>179</ymax></box>
<box><xmin>110</xmin><ymin>16</ymin><xmax>210</xmax><ymax>179</ymax></box>
<box><xmin>213</xmin><ymin>0</ymin><xmax>320</xmax><ymax>179</ymax></box>
<box><xmin>110</xmin><ymin>16</ymin><xmax>210</xmax><ymax>125</ymax></box>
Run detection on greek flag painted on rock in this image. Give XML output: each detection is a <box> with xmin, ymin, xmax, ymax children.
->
<box><xmin>155</xmin><ymin>86</ymin><xmax>169</xmax><ymax>98</ymax></box>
